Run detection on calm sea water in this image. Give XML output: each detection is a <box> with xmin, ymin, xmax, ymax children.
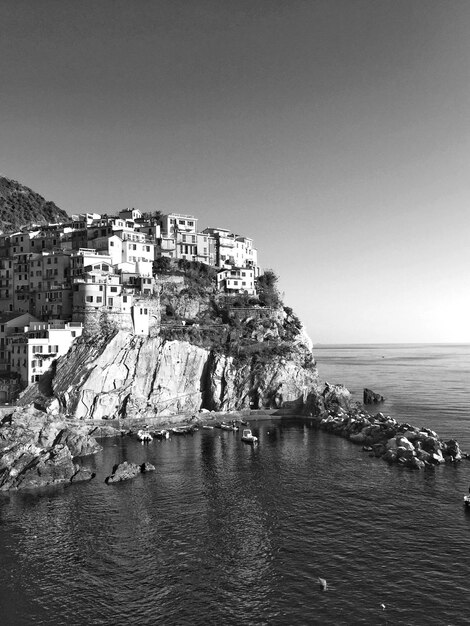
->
<box><xmin>0</xmin><ymin>344</ymin><xmax>469</xmax><ymax>625</ymax></box>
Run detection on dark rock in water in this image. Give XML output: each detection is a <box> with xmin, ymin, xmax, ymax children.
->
<box><xmin>322</xmin><ymin>382</ymin><xmax>352</xmax><ymax>412</ymax></box>
<box><xmin>4</xmin><ymin>444</ymin><xmax>76</xmax><ymax>490</ymax></box>
<box><xmin>443</xmin><ymin>439</ymin><xmax>462</xmax><ymax>460</ymax></box>
<box><xmin>105</xmin><ymin>460</ymin><xmax>156</xmax><ymax>483</ymax></box>
<box><xmin>0</xmin><ymin>404</ymin><xmax>102</xmax><ymax>491</ymax></box>
<box><xmin>363</xmin><ymin>388</ymin><xmax>385</xmax><ymax>404</ymax></box>
<box><xmin>70</xmin><ymin>466</ymin><xmax>96</xmax><ymax>483</ymax></box>
<box><xmin>140</xmin><ymin>462</ymin><xmax>156</xmax><ymax>473</ymax></box>
<box><xmin>105</xmin><ymin>461</ymin><xmax>142</xmax><ymax>484</ymax></box>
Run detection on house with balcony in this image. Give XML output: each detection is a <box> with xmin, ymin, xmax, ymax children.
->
<box><xmin>19</xmin><ymin>320</ymin><xmax>83</xmax><ymax>384</ymax></box>
<box><xmin>216</xmin><ymin>267</ymin><xmax>256</xmax><ymax>295</ymax></box>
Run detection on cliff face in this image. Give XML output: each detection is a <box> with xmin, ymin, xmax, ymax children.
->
<box><xmin>49</xmin><ymin>330</ymin><xmax>320</xmax><ymax>420</ymax></box>
<box><xmin>14</xmin><ymin>263</ymin><xmax>325</xmax><ymax>421</ymax></box>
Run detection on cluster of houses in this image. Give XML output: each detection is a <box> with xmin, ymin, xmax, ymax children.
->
<box><xmin>0</xmin><ymin>209</ymin><xmax>259</xmax><ymax>398</ymax></box>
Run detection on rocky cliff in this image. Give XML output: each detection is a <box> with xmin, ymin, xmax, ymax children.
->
<box><xmin>45</xmin><ymin>328</ymin><xmax>321</xmax><ymax>421</ymax></box>
<box><xmin>20</xmin><ymin>264</ymin><xmax>327</xmax><ymax>421</ymax></box>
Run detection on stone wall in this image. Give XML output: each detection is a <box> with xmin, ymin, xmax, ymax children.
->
<box><xmin>75</xmin><ymin>294</ymin><xmax>161</xmax><ymax>338</ymax></box>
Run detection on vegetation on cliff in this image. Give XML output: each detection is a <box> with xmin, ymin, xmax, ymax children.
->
<box><xmin>156</xmin><ymin>260</ymin><xmax>314</xmax><ymax>371</ymax></box>
<box><xmin>0</xmin><ymin>175</ymin><xmax>69</xmax><ymax>233</ymax></box>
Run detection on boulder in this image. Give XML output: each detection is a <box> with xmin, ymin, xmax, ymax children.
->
<box><xmin>443</xmin><ymin>439</ymin><xmax>462</xmax><ymax>460</ymax></box>
<box><xmin>415</xmin><ymin>449</ymin><xmax>431</xmax><ymax>463</ymax></box>
<box><xmin>105</xmin><ymin>461</ymin><xmax>141</xmax><ymax>483</ymax></box>
<box><xmin>396</xmin><ymin>436</ymin><xmax>414</xmax><ymax>451</ymax></box>
<box><xmin>322</xmin><ymin>383</ymin><xmax>352</xmax><ymax>413</ymax></box>
<box><xmin>430</xmin><ymin>450</ymin><xmax>445</xmax><ymax>464</ymax></box>
<box><xmin>407</xmin><ymin>457</ymin><xmax>426</xmax><ymax>470</ymax></box>
<box><xmin>3</xmin><ymin>444</ymin><xmax>76</xmax><ymax>490</ymax></box>
<box><xmin>422</xmin><ymin>437</ymin><xmax>441</xmax><ymax>454</ymax></box>
<box><xmin>396</xmin><ymin>447</ymin><xmax>415</xmax><ymax>461</ymax></box>
<box><xmin>141</xmin><ymin>462</ymin><xmax>156</xmax><ymax>473</ymax></box>
<box><xmin>0</xmin><ymin>405</ymin><xmax>102</xmax><ymax>491</ymax></box>
<box><xmin>382</xmin><ymin>449</ymin><xmax>397</xmax><ymax>464</ymax></box>
<box><xmin>363</xmin><ymin>389</ymin><xmax>385</xmax><ymax>404</ymax></box>
<box><xmin>70</xmin><ymin>466</ymin><xmax>96</xmax><ymax>483</ymax></box>
<box><xmin>56</xmin><ymin>429</ymin><xmax>102</xmax><ymax>458</ymax></box>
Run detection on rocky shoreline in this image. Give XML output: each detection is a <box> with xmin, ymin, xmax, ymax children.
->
<box><xmin>315</xmin><ymin>406</ymin><xmax>464</xmax><ymax>468</ymax></box>
<box><xmin>0</xmin><ymin>384</ymin><xmax>465</xmax><ymax>492</ymax></box>
<box><xmin>0</xmin><ymin>404</ymin><xmax>280</xmax><ymax>492</ymax></box>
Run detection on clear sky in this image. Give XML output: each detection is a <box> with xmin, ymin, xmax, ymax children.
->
<box><xmin>1</xmin><ymin>0</ymin><xmax>469</xmax><ymax>344</ymax></box>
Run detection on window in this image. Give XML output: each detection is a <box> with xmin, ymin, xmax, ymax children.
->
<box><xmin>86</xmin><ymin>296</ymin><xmax>93</xmax><ymax>303</ymax></box>
<box><xmin>110</xmin><ymin>287</ymin><xmax>117</xmax><ymax>293</ymax></box>
<box><xmin>108</xmin><ymin>298</ymin><xmax>113</xmax><ymax>306</ymax></box>
<box><xmin>96</xmin><ymin>296</ymin><xmax>102</xmax><ymax>303</ymax></box>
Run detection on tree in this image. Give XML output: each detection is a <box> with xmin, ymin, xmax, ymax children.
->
<box><xmin>153</xmin><ymin>256</ymin><xmax>172</xmax><ymax>274</ymax></box>
<box><xmin>257</xmin><ymin>270</ymin><xmax>282</xmax><ymax>308</ymax></box>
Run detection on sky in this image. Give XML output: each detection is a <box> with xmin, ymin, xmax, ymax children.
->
<box><xmin>0</xmin><ymin>0</ymin><xmax>469</xmax><ymax>344</ymax></box>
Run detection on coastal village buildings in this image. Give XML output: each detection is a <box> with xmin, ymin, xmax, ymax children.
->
<box><xmin>0</xmin><ymin>208</ymin><xmax>260</xmax><ymax>393</ymax></box>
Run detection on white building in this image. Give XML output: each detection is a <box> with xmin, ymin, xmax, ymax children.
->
<box><xmin>10</xmin><ymin>320</ymin><xmax>83</xmax><ymax>385</ymax></box>
<box><xmin>217</xmin><ymin>267</ymin><xmax>256</xmax><ymax>295</ymax></box>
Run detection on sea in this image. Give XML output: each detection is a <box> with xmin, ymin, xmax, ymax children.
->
<box><xmin>0</xmin><ymin>343</ymin><xmax>469</xmax><ymax>626</ymax></box>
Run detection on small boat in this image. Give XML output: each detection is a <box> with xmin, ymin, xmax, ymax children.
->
<box><xmin>137</xmin><ymin>428</ymin><xmax>153</xmax><ymax>443</ymax></box>
<box><xmin>154</xmin><ymin>429</ymin><xmax>170</xmax><ymax>439</ymax></box>
<box><xmin>202</xmin><ymin>425</ymin><xmax>214</xmax><ymax>430</ymax></box>
<box><xmin>241</xmin><ymin>428</ymin><xmax>258</xmax><ymax>444</ymax></box>
<box><xmin>464</xmin><ymin>495</ymin><xmax>470</xmax><ymax>508</ymax></box>
<box><xmin>220</xmin><ymin>423</ymin><xmax>232</xmax><ymax>430</ymax></box>
<box><xmin>171</xmin><ymin>426</ymin><xmax>193</xmax><ymax>435</ymax></box>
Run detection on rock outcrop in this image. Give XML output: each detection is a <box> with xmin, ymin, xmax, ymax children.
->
<box><xmin>44</xmin><ymin>330</ymin><xmax>321</xmax><ymax>421</ymax></box>
<box><xmin>317</xmin><ymin>407</ymin><xmax>462</xmax><ymax>469</ymax></box>
<box><xmin>0</xmin><ymin>405</ymin><xmax>101</xmax><ymax>490</ymax></box>
<box><xmin>363</xmin><ymin>388</ymin><xmax>385</xmax><ymax>404</ymax></box>
<box><xmin>105</xmin><ymin>461</ymin><xmax>155</xmax><ymax>484</ymax></box>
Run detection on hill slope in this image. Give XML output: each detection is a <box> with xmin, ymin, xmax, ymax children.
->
<box><xmin>0</xmin><ymin>176</ymin><xmax>69</xmax><ymax>233</ymax></box>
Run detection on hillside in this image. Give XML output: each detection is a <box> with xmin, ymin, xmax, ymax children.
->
<box><xmin>0</xmin><ymin>176</ymin><xmax>69</xmax><ymax>233</ymax></box>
